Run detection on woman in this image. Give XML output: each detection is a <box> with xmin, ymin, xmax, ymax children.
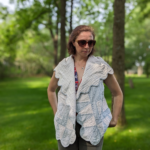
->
<box><xmin>47</xmin><ymin>25</ymin><xmax>123</xmax><ymax>150</ymax></box>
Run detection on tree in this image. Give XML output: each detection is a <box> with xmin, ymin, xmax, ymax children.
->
<box><xmin>112</xmin><ymin>0</ymin><xmax>126</xmax><ymax>126</ymax></box>
<box><xmin>60</xmin><ymin>0</ymin><xmax>67</xmax><ymax>61</ymax></box>
<box><xmin>69</xmin><ymin>0</ymin><xmax>73</xmax><ymax>34</ymax></box>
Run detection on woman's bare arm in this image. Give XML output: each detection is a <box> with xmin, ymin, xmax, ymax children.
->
<box><xmin>47</xmin><ymin>72</ymin><xmax>59</xmax><ymax>115</ymax></box>
<box><xmin>103</xmin><ymin>74</ymin><xmax>123</xmax><ymax>127</ymax></box>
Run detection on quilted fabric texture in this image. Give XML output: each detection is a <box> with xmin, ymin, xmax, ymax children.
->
<box><xmin>53</xmin><ymin>55</ymin><xmax>114</xmax><ymax>147</ymax></box>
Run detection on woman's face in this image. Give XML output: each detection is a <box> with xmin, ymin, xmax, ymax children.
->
<box><xmin>73</xmin><ymin>31</ymin><xmax>94</xmax><ymax>58</ymax></box>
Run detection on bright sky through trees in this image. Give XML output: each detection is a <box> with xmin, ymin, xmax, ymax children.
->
<box><xmin>0</xmin><ymin>0</ymin><xmax>15</xmax><ymax>11</ymax></box>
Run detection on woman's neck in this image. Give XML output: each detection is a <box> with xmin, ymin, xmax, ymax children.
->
<box><xmin>72</xmin><ymin>55</ymin><xmax>88</xmax><ymax>63</ymax></box>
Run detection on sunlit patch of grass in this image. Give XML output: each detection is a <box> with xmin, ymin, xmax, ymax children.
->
<box><xmin>0</xmin><ymin>76</ymin><xmax>150</xmax><ymax>150</ymax></box>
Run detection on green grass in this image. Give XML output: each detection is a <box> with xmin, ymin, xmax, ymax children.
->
<box><xmin>0</xmin><ymin>75</ymin><xmax>150</xmax><ymax>150</ymax></box>
<box><xmin>0</xmin><ymin>77</ymin><xmax>57</xmax><ymax>150</ymax></box>
<box><xmin>104</xmin><ymin>75</ymin><xmax>150</xmax><ymax>150</ymax></box>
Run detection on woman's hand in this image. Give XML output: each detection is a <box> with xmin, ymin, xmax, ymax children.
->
<box><xmin>108</xmin><ymin>118</ymin><xmax>118</xmax><ymax>127</ymax></box>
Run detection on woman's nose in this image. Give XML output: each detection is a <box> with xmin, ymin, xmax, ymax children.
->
<box><xmin>85</xmin><ymin>42</ymin><xmax>89</xmax><ymax>48</ymax></box>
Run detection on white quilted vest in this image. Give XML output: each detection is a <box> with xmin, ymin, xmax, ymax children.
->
<box><xmin>54</xmin><ymin>55</ymin><xmax>114</xmax><ymax>147</ymax></box>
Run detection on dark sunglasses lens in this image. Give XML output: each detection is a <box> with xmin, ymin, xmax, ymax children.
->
<box><xmin>88</xmin><ymin>41</ymin><xmax>93</xmax><ymax>47</ymax></box>
<box><xmin>88</xmin><ymin>40</ymin><xmax>96</xmax><ymax>47</ymax></box>
<box><xmin>78</xmin><ymin>40</ymin><xmax>86</xmax><ymax>47</ymax></box>
<box><xmin>78</xmin><ymin>40</ymin><xmax>96</xmax><ymax>47</ymax></box>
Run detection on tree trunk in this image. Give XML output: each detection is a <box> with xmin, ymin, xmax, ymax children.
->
<box><xmin>48</xmin><ymin>25</ymin><xmax>58</xmax><ymax>69</ymax></box>
<box><xmin>128</xmin><ymin>78</ymin><xmax>134</xmax><ymax>88</ymax></box>
<box><xmin>48</xmin><ymin>3</ymin><xmax>59</xmax><ymax>69</ymax></box>
<box><xmin>112</xmin><ymin>0</ymin><xmax>126</xmax><ymax>126</ymax></box>
<box><xmin>69</xmin><ymin>0</ymin><xmax>73</xmax><ymax>34</ymax></box>
<box><xmin>54</xmin><ymin>9</ymin><xmax>59</xmax><ymax>67</ymax></box>
<box><xmin>60</xmin><ymin>0</ymin><xmax>67</xmax><ymax>61</ymax></box>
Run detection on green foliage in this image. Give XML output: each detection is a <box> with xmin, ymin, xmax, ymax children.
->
<box><xmin>14</xmin><ymin>28</ymin><xmax>54</xmax><ymax>77</ymax></box>
<box><xmin>92</xmin><ymin>10</ymin><xmax>113</xmax><ymax>59</ymax></box>
<box><xmin>0</xmin><ymin>3</ymin><xmax>9</xmax><ymax>19</ymax></box>
<box><xmin>137</xmin><ymin>0</ymin><xmax>150</xmax><ymax>19</ymax></box>
<box><xmin>125</xmin><ymin>4</ymin><xmax>150</xmax><ymax>70</ymax></box>
<box><xmin>0</xmin><ymin>0</ymin><xmax>61</xmax><ymax>78</ymax></box>
<box><xmin>0</xmin><ymin>0</ymin><xmax>150</xmax><ymax>77</ymax></box>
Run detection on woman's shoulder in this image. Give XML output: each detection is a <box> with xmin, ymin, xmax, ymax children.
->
<box><xmin>56</xmin><ymin>55</ymin><xmax>72</xmax><ymax>66</ymax></box>
<box><xmin>90</xmin><ymin>55</ymin><xmax>114</xmax><ymax>73</ymax></box>
<box><xmin>54</xmin><ymin>55</ymin><xmax>72</xmax><ymax>72</ymax></box>
<box><xmin>90</xmin><ymin>55</ymin><xmax>108</xmax><ymax>64</ymax></box>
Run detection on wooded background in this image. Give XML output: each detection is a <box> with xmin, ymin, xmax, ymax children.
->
<box><xmin>0</xmin><ymin>0</ymin><xmax>150</xmax><ymax>149</ymax></box>
<box><xmin>0</xmin><ymin>0</ymin><xmax>150</xmax><ymax>79</ymax></box>
<box><xmin>1</xmin><ymin>0</ymin><xmax>150</xmax><ymax>126</ymax></box>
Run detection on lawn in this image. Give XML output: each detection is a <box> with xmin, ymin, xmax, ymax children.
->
<box><xmin>0</xmin><ymin>75</ymin><xmax>150</xmax><ymax>150</ymax></box>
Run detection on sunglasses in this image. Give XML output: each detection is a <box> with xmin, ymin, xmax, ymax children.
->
<box><xmin>77</xmin><ymin>40</ymin><xmax>96</xmax><ymax>48</ymax></box>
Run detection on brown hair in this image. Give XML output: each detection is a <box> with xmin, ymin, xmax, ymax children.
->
<box><xmin>67</xmin><ymin>25</ymin><xmax>95</xmax><ymax>56</ymax></box>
